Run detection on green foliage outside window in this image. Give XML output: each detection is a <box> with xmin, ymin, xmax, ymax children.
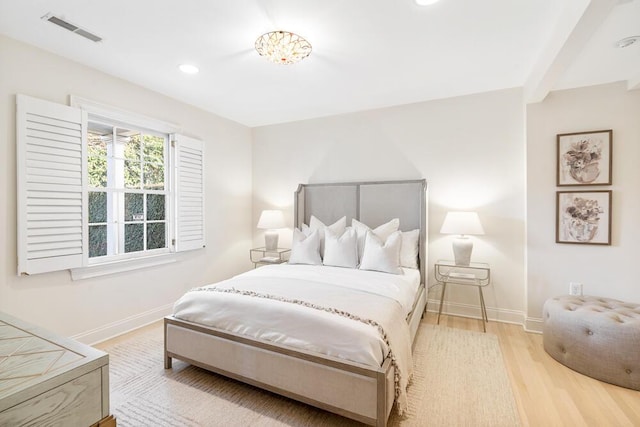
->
<box><xmin>88</xmin><ymin>132</ymin><xmax>164</xmax><ymax>190</ymax></box>
<box><xmin>89</xmin><ymin>225</ymin><xmax>107</xmax><ymax>258</ymax></box>
<box><xmin>88</xmin><ymin>133</ymin><xmax>107</xmax><ymax>187</ymax></box>
<box><xmin>87</xmin><ymin>127</ymin><xmax>167</xmax><ymax>257</ymax></box>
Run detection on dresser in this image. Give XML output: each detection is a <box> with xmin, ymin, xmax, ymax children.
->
<box><xmin>0</xmin><ymin>312</ymin><xmax>111</xmax><ymax>426</ymax></box>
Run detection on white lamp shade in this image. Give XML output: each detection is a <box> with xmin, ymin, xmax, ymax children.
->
<box><xmin>257</xmin><ymin>210</ymin><xmax>285</xmax><ymax>230</ymax></box>
<box><xmin>440</xmin><ymin>212</ymin><xmax>484</xmax><ymax>236</ymax></box>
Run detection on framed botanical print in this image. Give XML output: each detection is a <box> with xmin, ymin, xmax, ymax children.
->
<box><xmin>556</xmin><ymin>190</ymin><xmax>611</xmax><ymax>245</ymax></box>
<box><xmin>557</xmin><ymin>130</ymin><xmax>612</xmax><ymax>186</ymax></box>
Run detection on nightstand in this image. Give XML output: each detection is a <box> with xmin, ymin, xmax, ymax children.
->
<box><xmin>250</xmin><ymin>247</ymin><xmax>290</xmax><ymax>268</ymax></box>
<box><xmin>434</xmin><ymin>259</ymin><xmax>491</xmax><ymax>332</ymax></box>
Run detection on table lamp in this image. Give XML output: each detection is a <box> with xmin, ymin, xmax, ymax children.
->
<box><xmin>440</xmin><ymin>211</ymin><xmax>484</xmax><ymax>266</ymax></box>
<box><xmin>257</xmin><ymin>210</ymin><xmax>285</xmax><ymax>251</ymax></box>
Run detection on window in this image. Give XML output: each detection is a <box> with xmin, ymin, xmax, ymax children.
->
<box><xmin>87</xmin><ymin>122</ymin><xmax>169</xmax><ymax>261</ymax></box>
<box><xmin>16</xmin><ymin>94</ymin><xmax>205</xmax><ymax>276</ymax></box>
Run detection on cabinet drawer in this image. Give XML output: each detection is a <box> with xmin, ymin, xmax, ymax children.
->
<box><xmin>0</xmin><ymin>368</ymin><xmax>103</xmax><ymax>427</ymax></box>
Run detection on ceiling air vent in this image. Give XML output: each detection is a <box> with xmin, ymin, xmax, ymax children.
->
<box><xmin>41</xmin><ymin>13</ymin><xmax>102</xmax><ymax>42</ymax></box>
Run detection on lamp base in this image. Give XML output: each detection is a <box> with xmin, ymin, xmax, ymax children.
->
<box><xmin>264</xmin><ymin>230</ymin><xmax>278</xmax><ymax>251</ymax></box>
<box><xmin>452</xmin><ymin>237</ymin><xmax>473</xmax><ymax>266</ymax></box>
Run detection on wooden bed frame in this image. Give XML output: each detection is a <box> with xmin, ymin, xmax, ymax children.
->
<box><xmin>164</xmin><ymin>179</ymin><xmax>428</xmax><ymax>426</ymax></box>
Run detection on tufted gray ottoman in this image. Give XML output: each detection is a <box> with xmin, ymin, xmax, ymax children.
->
<box><xmin>543</xmin><ymin>295</ymin><xmax>640</xmax><ymax>391</ymax></box>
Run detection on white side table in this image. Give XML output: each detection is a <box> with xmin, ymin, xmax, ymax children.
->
<box><xmin>434</xmin><ymin>260</ymin><xmax>491</xmax><ymax>332</ymax></box>
<box><xmin>250</xmin><ymin>247</ymin><xmax>290</xmax><ymax>268</ymax></box>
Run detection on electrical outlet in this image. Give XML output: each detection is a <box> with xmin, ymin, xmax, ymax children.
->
<box><xmin>569</xmin><ymin>282</ymin><xmax>583</xmax><ymax>296</ymax></box>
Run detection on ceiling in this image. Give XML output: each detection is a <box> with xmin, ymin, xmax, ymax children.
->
<box><xmin>0</xmin><ymin>0</ymin><xmax>638</xmax><ymax>127</ymax></box>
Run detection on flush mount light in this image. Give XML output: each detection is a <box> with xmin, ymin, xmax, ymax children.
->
<box><xmin>178</xmin><ymin>64</ymin><xmax>199</xmax><ymax>74</ymax></box>
<box><xmin>415</xmin><ymin>0</ymin><xmax>441</xmax><ymax>5</ymax></box>
<box><xmin>255</xmin><ymin>31</ymin><xmax>312</xmax><ymax>65</ymax></box>
<box><xmin>615</xmin><ymin>36</ymin><xmax>640</xmax><ymax>48</ymax></box>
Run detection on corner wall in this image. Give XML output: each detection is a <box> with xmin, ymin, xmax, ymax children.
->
<box><xmin>526</xmin><ymin>82</ymin><xmax>640</xmax><ymax>325</ymax></box>
<box><xmin>0</xmin><ymin>35</ymin><xmax>253</xmax><ymax>343</ymax></box>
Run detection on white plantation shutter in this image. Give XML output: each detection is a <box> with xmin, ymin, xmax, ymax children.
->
<box><xmin>173</xmin><ymin>134</ymin><xmax>205</xmax><ymax>251</ymax></box>
<box><xmin>17</xmin><ymin>95</ymin><xmax>87</xmax><ymax>275</ymax></box>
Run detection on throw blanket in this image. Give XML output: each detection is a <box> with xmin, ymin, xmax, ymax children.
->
<box><xmin>173</xmin><ymin>268</ymin><xmax>413</xmax><ymax>414</ymax></box>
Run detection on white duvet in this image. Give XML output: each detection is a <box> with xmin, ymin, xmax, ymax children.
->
<box><xmin>172</xmin><ymin>264</ymin><xmax>421</xmax><ymax>413</ymax></box>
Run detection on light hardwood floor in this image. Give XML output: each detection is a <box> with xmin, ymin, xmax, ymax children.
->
<box><xmin>97</xmin><ymin>315</ymin><xmax>640</xmax><ymax>426</ymax></box>
<box><xmin>428</xmin><ymin>313</ymin><xmax>640</xmax><ymax>427</ymax></box>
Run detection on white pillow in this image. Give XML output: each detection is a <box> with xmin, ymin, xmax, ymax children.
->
<box><xmin>323</xmin><ymin>227</ymin><xmax>358</xmax><ymax>269</ymax></box>
<box><xmin>400</xmin><ymin>229</ymin><xmax>420</xmax><ymax>269</ymax></box>
<box><xmin>309</xmin><ymin>215</ymin><xmax>347</xmax><ymax>257</ymax></box>
<box><xmin>289</xmin><ymin>229</ymin><xmax>322</xmax><ymax>265</ymax></box>
<box><xmin>359</xmin><ymin>230</ymin><xmax>402</xmax><ymax>275</ymax></box>
<box><xmin>352</xmin><ymin>218</ymin><xmax>400</xmax><ymax>263</ymax></box>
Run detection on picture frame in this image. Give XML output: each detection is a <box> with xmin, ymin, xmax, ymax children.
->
<box><xmin>557</xmin><ymin>130</ymin><xmax>612</xmax><ymax>186</ymax></box>
<box><xmin>556</xmin><ymin>190</ymin><xmax>611</xmax><ymax>245</ymax></box>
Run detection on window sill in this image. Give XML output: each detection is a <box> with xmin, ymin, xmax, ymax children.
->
<box><xmin>70</xmin><ymin>253</ymin><xmax>178</xmax><ymax>280</ymax></box>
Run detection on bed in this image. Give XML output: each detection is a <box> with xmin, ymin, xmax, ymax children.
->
<box><xmin>164</xmin><ymin>179</ymin><xmax>428</xmax><ymax>426</ymax></box>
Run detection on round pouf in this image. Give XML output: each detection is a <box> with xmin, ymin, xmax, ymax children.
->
<box><xmin>543</xmin><ymin>295</ymin><xmax>640</xmax><ymax>391</ymax></box>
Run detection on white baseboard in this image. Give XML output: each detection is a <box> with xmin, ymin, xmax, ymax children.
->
<box><xmin>426</xmin><ymin>298</ymin><xmax>525</xmax><ymax>326</ymax></box>
<box><xmin>72</xmin><ymin>301</ymin><xmax>542</xmax><ymax>346</ymax></box>
<box><xmin>71</xmin><ymin>304</ymin><xmax>173</xmax><ymax>346</ymax></box>
<box><xmin>524</xmin><ymin>316</ymin><xmax>544</xmax><ymax>334</ymax></box>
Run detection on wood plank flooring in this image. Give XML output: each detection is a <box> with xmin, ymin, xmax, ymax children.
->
<box><xmin>97</xmin><ymin>315</ymin><xmax>640</xmax><ymax>426</ymax></box>
<box><xmin>428</xmin><ymin>313</ymin><xmax>640</xmax><ymax>427</ymax></box>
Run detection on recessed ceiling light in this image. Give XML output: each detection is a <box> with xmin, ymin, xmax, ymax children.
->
<box><xmin>615</xmin><ymin>36</ymin><xmax>640</xmax><ymax>48</ymax></box>
<box><xmin>178</xmin><ymin>64</ymin><xmax>199</xmax><ymax>74</ymax></box>
<box><xmin>415</xmin><ymin>0</ymin><xmax>440</xmax><ymax>5</ymax></box>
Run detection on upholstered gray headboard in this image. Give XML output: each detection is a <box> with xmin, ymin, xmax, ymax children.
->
<box><xmin>294</xmin><ymin>179</ymin><xmax>428</xmax><ymax>283</ymax></box>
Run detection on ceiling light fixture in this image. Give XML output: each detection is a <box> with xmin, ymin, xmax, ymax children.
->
<box><xmin>255</xmin><ymin>31</ymin><xmax>312</xmax><ymax>65</ymax></box>
<box><xmin>615</xmin><ymin>36</ymin><xmax>640</xmax><ymax>48</ymax></box>
<box><xmin>178</xmin><ymin>64</ymin><xmax>199</xmax><ymax>74</ymax></box>
<box><xmin>415</xmin><ymin>0</ymin><xmax>441</xmax><ymax>5</ymax></box>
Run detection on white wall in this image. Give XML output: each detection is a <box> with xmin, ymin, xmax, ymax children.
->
<box><xmin>0</xmin><ymin>35</ymin><xmax>253</xmax><ymax>343</ymax></box>
<box><xmin>526</xmin><ymin>82</ymin><xmax>640</xmax><ymax>325</ymax></box>
<box><xmin>252</xmin><ymin>88</ymin><xmax>527</xmax><ymax>323</ymax></box>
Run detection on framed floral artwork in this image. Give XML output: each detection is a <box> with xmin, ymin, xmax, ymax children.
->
<box><xmin>557</xmin><ymin>130</ymin><xmax>612</xmax><ymax>186</ymax></box>
<box><xmin>556</xmin><ymin>190</ymin><xmax>611</xmax><ymax>245</ymax></box>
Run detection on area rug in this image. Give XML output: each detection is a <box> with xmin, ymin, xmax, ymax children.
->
<box><xmin>102</xmin><ymin>322</ymin><xmax>520</xmax><ymax>426</ymax></box>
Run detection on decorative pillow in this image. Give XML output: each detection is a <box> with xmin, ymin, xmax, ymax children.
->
<box><xmin>359</xmin><ymin>230</ymin><xmax>402</xmax><ymax>275</ymax></box>
<box><xmin>309</xmin><ymin>215</ymin><xmax>347</xmax><ymax>257</ymax></box>
<box><xmin>288</xmin><ymin>229</ymin><xmax>322</xmax><ymax>265</ymax></box>
<box><xmin>400</xmin><ymin>229</ymin><xmax>420</xmax><ymax>269</ymax></box>
<box><xmin>352</xmin><ymin>218</ymin><xmax>400</xmax><ymax>263</ymax></box>
<box><xmin>323</xmin><ymin>227</ymin><xmax>358</xmax><ymax>269</ymax></box>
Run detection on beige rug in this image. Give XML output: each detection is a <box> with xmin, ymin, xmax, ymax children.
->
<box><xmin>103</xmin><ymin>322</ymin><xmax>520</xmax><ymax>426</ymax></box>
